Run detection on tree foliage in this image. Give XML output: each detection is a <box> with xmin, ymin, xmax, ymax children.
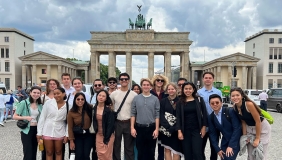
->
<box><xmin>66</xmin><ymin>57</ymin><xmax>80</xmax><ymax>61</ymax></box>
<box><xmin>100</xmin><ymin>63</ymin><xmax>121</xmax><ymax>85</ymax></box>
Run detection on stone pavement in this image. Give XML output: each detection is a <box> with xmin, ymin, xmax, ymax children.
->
<box><xmin>0</xmin><ymin>110</ymin><xmax>281</xmax><ymax>160</ymax></box>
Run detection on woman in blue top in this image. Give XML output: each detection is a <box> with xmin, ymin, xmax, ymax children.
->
<box><xmin>13</xmin><ymin>86</ymin><xmax>43</xmax><ymax>160</ymax></box>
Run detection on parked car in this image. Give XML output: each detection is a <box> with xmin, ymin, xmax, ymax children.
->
<box><xmin>0</xmin><ymin>83</ymin><xmax>7</xmax><ymax>93</ymax></box>
<box><xmin>267</xmin><ymin>88</ymin><xmax>282</xmax><ymax>113</ymax></box>
<box><xmin>82</xmin><ymin>84</ymin><xmax>94</xmax><ymax>97</ymax></box>
<box><xmin>244</xmin><ymin>89</ymin><xmax>263</xmax><ymax>106</ymax></box>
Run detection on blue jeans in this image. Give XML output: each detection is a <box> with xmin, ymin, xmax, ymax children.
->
<box><xmin>5</xmin><ymin>104</ymin><xmax>13</xmax><ymax>120</ymax></box>
<box><xmin>0</xmin><ymin>108</ymin><xmax>5</xmax><ymax>123</ymax></box>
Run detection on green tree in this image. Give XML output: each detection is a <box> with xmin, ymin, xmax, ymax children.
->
<box><xmin>100</xmin><ymin>63</ymin><xmax>122</xmax><ymax>84</ymax></box>
<box><xmin>66</xmin><ymin>57</ymin><xmax>79</xmax><ymax>61</ymax></box>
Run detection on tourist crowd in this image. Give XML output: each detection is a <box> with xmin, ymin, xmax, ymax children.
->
<box><xmin>9</xmin><ymin>71</ymin><xmax>271</xmax><ymax>160</ymax></box>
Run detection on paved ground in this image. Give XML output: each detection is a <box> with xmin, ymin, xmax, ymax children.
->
<box><xmin>0</xmin><ymin>109</ymin><xmax>281</xmax><ymax>160</ymax></box>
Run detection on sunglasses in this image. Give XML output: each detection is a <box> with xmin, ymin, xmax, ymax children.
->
<box><xmin>76</xmin><ymin>98</ymin><xmax>85</xmax><ymax>101</ymax></box>
<box><xmin>94</xmin><ymin>84</ymin><xmax>102</xmax><ymax>87</ymax></box>
<box><xmin>108</xmin><ymin>81</ymin><xmax>116</xmax><ymax>84</ymax></box>
<box><xmin>177</xmin><ymin>83</ymin><xmax>183</xmax><ymax>87</ymax></box>
<box><xmin>119</xmin><ymin>78</ymin><xmax>129</xmax><ymax>81</ymax></box>
<box><xmin>210</xmin><ymin>101</ymin><xmax>220</xmax><ymax>105</ymax></box>
<box><xmin>156</xmin><ymin>79</ymin><xmax>164</xmax><ymax>82</ymax></box>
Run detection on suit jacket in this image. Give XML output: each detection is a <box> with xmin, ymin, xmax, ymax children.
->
<box><xmin>208</xmin><ymin>107</ymin><xmax>242</xmax><ymax>153</ymax></box>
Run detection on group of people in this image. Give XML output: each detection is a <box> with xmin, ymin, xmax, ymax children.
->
<box><xmin>11</xmin><ymin>71</ymin><xmax>271</xmax><ymax>160</ymax></box>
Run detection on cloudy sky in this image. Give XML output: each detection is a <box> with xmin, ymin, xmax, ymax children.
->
<box><xmin>1</xmin><ymin>0</ymin><xmax>282</xmax><ymax>83</ymax></box>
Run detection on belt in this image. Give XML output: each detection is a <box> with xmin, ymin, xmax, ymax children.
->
<box><xmin>117</xmin><ymin>119</ymin><xmax>130</xmax><ymax>123</ymax></box>
<box><xmin>136</xmin><ymin>123</ymin><xmax>155</xmax><ymax>128</ymax></box>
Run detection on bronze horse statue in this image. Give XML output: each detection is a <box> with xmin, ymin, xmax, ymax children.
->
<box><xmin>129</xmin><ymin>18</ymin><xmax>134</xmax><ymax>29</ymax></box>
<box><xmin>147</xmin><ymin>18</ymin><xmax>152</xmax><ymax>29</ymax></box>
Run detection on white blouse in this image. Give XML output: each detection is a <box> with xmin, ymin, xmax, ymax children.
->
<box><xmin>37</xmin><ymin>99</ymin><xmax>68</xmax><ymax>138</ymax></box>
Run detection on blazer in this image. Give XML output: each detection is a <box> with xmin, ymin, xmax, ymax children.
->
<box><xmin>93</xmin><ymin>105</ymin><xmax>115</xmax><ymax>145</ymax></box>
<box><xmin>208</xmin><ymin>107</ymin><xmax>242</xmax><ymax>153</ymax></box>
<box><xmin>176</xmin><ymin>96</ymin><xmax>208</xmax><ymax>134</ymax></box>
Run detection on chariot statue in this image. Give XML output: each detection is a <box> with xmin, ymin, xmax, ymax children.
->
<box><xmin>128</xmin><ymin>5</ymin><xmax>153</xmax><ymax>30</ymax></box>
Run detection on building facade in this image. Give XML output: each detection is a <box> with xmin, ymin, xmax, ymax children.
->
<box><xmin>19</xmin><ymin>51</ymin><xmax>89</xmax><ymax>88</ymax></box>
<box><xmin>245</xmin><ymin>29</ymin><xmax>282</xmax><ymax>89</ymax></box>
<box><xmin>0</xmin><ymin>28</ymin><xmax>34</xmax><ymax>90</ymax></box>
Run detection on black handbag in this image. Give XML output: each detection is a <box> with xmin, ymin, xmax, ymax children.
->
<box><xmin>114</xmin><ymin>90</ymin><xmax>130</xmax><ymax>120</ymax></box>
<box><xmin>16</xmin><ymin>100</ymin><xmax>29</xmax><ymax>129</ymax></box>
<box><xmin>72</xmin><ymin>109</ymin><xmax>85</xmax><ymax>134</ymax></box>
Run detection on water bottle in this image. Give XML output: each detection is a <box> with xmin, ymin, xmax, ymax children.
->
<box><xmin>38</xmin><ymin>139</ymin><xmax>44</xmax><ymax>151</ymax></box>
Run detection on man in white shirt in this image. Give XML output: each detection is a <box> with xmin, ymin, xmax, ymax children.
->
<box><xmin>61</xmin><ymin>73</ymin><xmax>75</xmax><ymax>96</ymax></box>
<box><xmin>259</xmin><ymin>90</ymin><xmax>268</xmax><ymax>111</ymax></box>
<box><xmin>111</xmin><ymin>73</ymin><xmax>137</xmax><ymax>160</ymax></box>
<box><xmin>89</xmin><ymin>79</ymin><xmax>105</xmax><ymax>105</ymax></box>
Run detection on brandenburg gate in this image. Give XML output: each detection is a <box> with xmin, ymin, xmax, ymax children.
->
<box><xmin>87</xmin><ymin>6</ymin><xmax>192</xmax><ymax>82</ymax></box>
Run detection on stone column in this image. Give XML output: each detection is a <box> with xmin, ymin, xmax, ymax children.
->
<box><xmin>85</xmin><ymin>69</ymin><xmax>88</xmax><ymax>83</ymax></box>
<box><xmin>90</xmin><ymin>51</ymin><xmax>97</xmax><ymax>82</ymax></box>
<box><xmin>165</xmin><ymin>51</ymin><xmax>171</xmax><ymax>81</ymax></box>
<box><xmin>57</xmin><ymin>65</ymin><xmax>62</xmax><ymax>80</ymax></box>
<box><xmin>148</xmin><ymin>52</ymin><xmax>154</xmax><ymax>78</ymax></box>
<box><xmin>191</xmin><ymin>69</ymin><xmax>195</xmax><ymax>83</ymax></box>
<box><xmin>242</xmin><ymin>66</ymin><xmax>247</xmax><ymax>89</ymax></box>
<box><xmin>96</xmin><ymin>52</ymin><xmax>101</xmax><ymax>79</ymax></box>
<box><xmin>126</xmin><ymin>51</ymin><xmax>132</xmax><ymax>84</ymax></box>
<box><xmin>213</xmin><ymin>67</ymin><xmax>217</xmax><ymax>81</ymax></box>
<box><xmin>73</xmin><ymin>69</ymin><xmax>76</xmax><ymax>77</ymax></box>
<box><xmin>108</xmin><ymin>51</ymin><xmax>116</xmax><ymax>78</ymax></box>
<box><xmin>228</xmin><ymin>66</ymin><xmax>232</xmax><ymax>86</ymax></box>
<box><xmin>26</xmin><ymin>65</ymin><xmax>31</xmax><ymax>88</ymax></box>
<box><xmin>22</xmin><ymin>65</ymin><xmax>26</xmax><ymax>88</ymax></box>
<box><xmin>217</xmin><ymin>66</ymin><xmax>221</xmax><ymax>82</ymax></box>
<box><xmin>47</xmin><ymin>65</ymin><xmax>51</xmax><ymax>80</ymax></box>
<box><xmin>179</xmin><ymin>53</ymin><xmax>183</xmax><ymax>77</ymax></box>
<box><xmin>182</xmin><ymin>51</ymin><xmax>190</xmax><ymax>80</ymax></box>
<box><xmin>247</xmin><ymin>67</ymin><xmax>252</xmax><ymax>89</ymax></box>
<box><xmin>32</xmin><ymin>64</ymin><xmax>37</xmax><ymax>86</ymax></box>
<box><xmin>252</xmin><ymin>66</ymin><xmax>257</xmax><ymax>89</ymax></box>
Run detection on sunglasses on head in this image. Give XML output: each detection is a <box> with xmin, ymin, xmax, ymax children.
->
<box><xmin>156</xmin><ymin>79</ymin><xmax>164</xmax><ymax>82</ymax></box>
<box><xmin>76</xmin><ymin>98</ymin><xmax>85</xmax><ymax>101</ymax></box>
<box><xmin>94</xmin><ymin>84</ymin><xmax>102</xmax><ymax>87</ymax></box>
<box><xmin>108</xmin><ymin>81</ymin><xmax>116</xmax><ymax>84</ymax></box>
<box><xmin>120</xmin><ymin>78</ymin><xmax>129</xmax><ymax>81</ymax></box>
<box><xmin>210</xmin><ymin>101</ymin><xmax>220</xmax><ymax>105</ymax></box>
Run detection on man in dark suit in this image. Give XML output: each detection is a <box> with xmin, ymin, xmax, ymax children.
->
<box><xmin>208</xmin><ymin>94</ymin><xmax>242</xmax><ymax>160</ymax></box>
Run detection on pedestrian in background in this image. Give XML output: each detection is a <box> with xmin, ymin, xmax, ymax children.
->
<box><xmin>159</xmin><ymin>83</ymin><xmax>183</xmax><ymax>160</ymax></box>
<box><xmin>176</xmin><ymin>82</ymin><xmax>207</xmax><ymax>160</ymax></box>
<box><xmin>68</xmin><ymin>92</ymin><xmax>93</xmax><ymax>160</ymax></box>
<box><xmin>16</xmin><ymin>85</ymin><xmax>28</xmax><ymax>102</ymax></box>
<box><xmin>0</xmin><ymin>89</ymin><xmax>6</xmax><ymax>126</ymax></box>
<box><xmin>37</xmin><ymin>87</ymin><xmax>68</xmax><ymax>160</ymax></box>
<box><xmin>13</xmin><ymin>86</ymin><xmax>43</xmax><ymax>160</ymax></box>
<box><xmin>258</xmin><ymin>90</ymin><xmax>268</xmax><ymax>111</ymax></box>
<box><xmin>150</xmin><ymin>74</ymin><xmax>168</xmax><ymax>160</ymax></box>
<box><xmin>93</xmin><ymin>90</ymin><xmax>115</xmax><ymax>159</ymax></box>
<box><xmin>230</xmin><ymin>87</ymin><xmax>271</xmax><ymax>160</ymax></box>
<box><xmin>4</xmin><ymin>90</ymin><xmax>15</xmax><ymax>122</ymax></box>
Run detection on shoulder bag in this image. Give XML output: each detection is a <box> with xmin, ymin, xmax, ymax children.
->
<box><xmin>72</xmin><ymin>109</ymin><xmax>86</xmax><ymax>134</ymax></box>
<box><xmin>114</xmin><ymin>90</ymin><xmax>131</xmax><ymax>120</ymax></box>
<box><xmin>16</xmin><ymin>100</ymin><xmax>30</xmax><ymax>129</ymax></box>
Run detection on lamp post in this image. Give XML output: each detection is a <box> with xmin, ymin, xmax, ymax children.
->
<box><xmin>231</xmin><ymin>61</ymin><xmax>237</xmax><ymax>88</ymax></box>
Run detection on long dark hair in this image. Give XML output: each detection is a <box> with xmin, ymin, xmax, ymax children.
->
<box><xmin>230</xmin><ymin>87</ymin><xmax>261</xmax><ymax>114</ymax></box>
<box><xmin>29</xmin><ymin>86</ymin><xmax>42</xmax><ymax>104</ymax></box>
<box><xmin>94</xmin><ymin>90</ymin><xmax>113</xmax><ymax>110</ymax></box>
<box><xmin>131</xmin><ymin>84</ymin><xmax>142</xmax><ymax>94</ymax></box>
<box><xmin>70</xmin><ymin>92</ymin><xmax>92</xmax><ymax>117</ymax></box>
<box><xmin>179</xmin><ymin>82</ymin><xmax>198</xmax><ymax>103</ymax></box>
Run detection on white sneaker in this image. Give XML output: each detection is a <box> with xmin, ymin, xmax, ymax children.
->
<box><xmin>0</xmin><ymin>123</ymin><xmax>4</xmax><ymax>127</ymax></box>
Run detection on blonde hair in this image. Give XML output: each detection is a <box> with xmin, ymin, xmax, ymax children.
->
<box><xmin>165</xmin><ymin>82</ymin><xmax>177</xmax><ymax>92</ymax></box>
<box><xmin>140</xmin><ymin>78</ymin><xmax>153</xmax><ymax>87</ymax></box>
<box><xmin>151</xmin><ymin>74</ymin><xmax>169</xmax><ymax>90</ymax></box>
<box><xmin>0</xmin><ymin>89</ymin><xmax>3</xmax><ymax>94</ymax></box>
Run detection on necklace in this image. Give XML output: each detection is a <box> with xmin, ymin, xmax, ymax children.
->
<box><xmin>168</xmin><ymin>96</ymin><xmax>176</xmax><ymax>109</ymax></box>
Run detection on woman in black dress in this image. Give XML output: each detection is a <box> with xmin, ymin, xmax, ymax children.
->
<box><xmin>159</xmin><ymin>83</ymin><xmax>183</xmax><ymax>160</ymax></box>
<box><xmin>176</xmin><ymin>82</ymin><xmax>207</xmax><ymax>160</ymax></box>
